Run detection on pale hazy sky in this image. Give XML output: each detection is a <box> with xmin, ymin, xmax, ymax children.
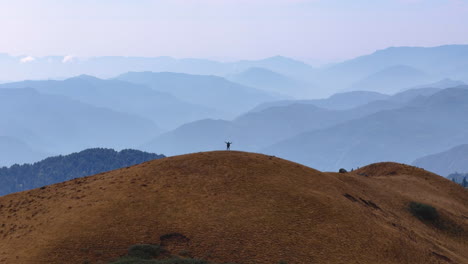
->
<box><xmin>1</xmin><ymin>0</ymin><xmax>467</xmax><ymax>63</ymax></box>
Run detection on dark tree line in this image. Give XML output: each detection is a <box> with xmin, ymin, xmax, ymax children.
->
<box><xmin>0</xmin><ymin>148</ymin><xmax>165</xmax><ymax>196</ymax></box>
<box><xmin>448</xmin><ymin>172</ymin><xmax>468</xmax><ymax>188</ymax></box>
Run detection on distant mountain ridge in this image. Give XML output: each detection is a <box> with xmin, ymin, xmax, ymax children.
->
<box><xmin>0</xmin><ymin>136</ymin><xmax>48</xmax><ymax>167</ymax></box>
<box><xmin>316</xmin><ymin>45</ymin><xmax>468</xmax><ymax>94</ymax></box>
<box><xmin>0</xmin><ymin>148</ymin><xmax>165</xmax><ymax>196</ymax></box>
<box><xmin>0</xmin><ymin>54</ymin><xmax>314</xmax><ymax>82</ymax></box>
<box><xmin>142</xmin><ymin>89</ymin><xmax>407</xmax><ymax>156</ymax></box>
<box><xmin>0</xmin><ymin>75</ymin><xmax>215</xmax><ymax>129</ymax></box>
<box><xmin>3</xmin><ymin>45</ymin><xmax>468</xmax><ymax>98</ymax></box>
<box><xmin>115</xmin><ymin>71</ymin><xmax>278</xmax><ymax>117</ymax></box>
<box><xmin>349</xmin><ymin>65</ymin><xmax>432</xmax><ymax>94</ymax></box>
<box><xmin>142</xmin><ymin>85</ymin><xmax>454</xmax><ymax>157</ymax></box>
<box><xmin>2</xmin><ymin>45</ymin><xmax>468</xmax><ymax>169</ymax></box>
<box><xmin>413</xmin><ymin>144</ymin><xmax>468</xmax><ymax>176</ymax></box>
<box><xmin>227</xmin><ymin>67</ymin><xmax>314</xmax><ymax>98</ymax></box>
<box><xmin>404</xmin><ymin>78</ymin><xmax>465</xmax><ymax>91</ymax></box>
<box><xmin>251</xmin><ymin>90</ymin><xmax>390</xmax><ymax>112</ymax></box>
<box><xmin>263</xmin><ymin>86</ymin><xmax>468</xmax><ymax>171</ymax></box>
<box><xmin>0</xmin><ymin>88</ymin><xmax>158</xmax><ymax>158</ymax></box>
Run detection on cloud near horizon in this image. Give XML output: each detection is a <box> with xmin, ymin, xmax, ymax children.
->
<box><xmin>62</xmin><ymin>55</ymin><xmax>75</xmax><ymax>63</ymax></box>
<box><xmin>20</xmin><ymin>56</ymin><xmax>35</xmax><ymax>63</ymax></box>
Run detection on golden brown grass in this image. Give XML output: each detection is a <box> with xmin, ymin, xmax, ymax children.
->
<box><xmin>0</xmin><ymin>151</ymin><xmax>466</xmax><ymax>264</ymax></box>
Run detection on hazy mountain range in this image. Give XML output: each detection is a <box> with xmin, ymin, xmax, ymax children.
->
<box><xmin>0</xmin><ymin>73</ymin><xmax>274</xmax><ymax>129</ymax></box>
<box><xmin>0</xmin><ymin>88</ymin><xmax>158</xmax><ymax>165</ymax></box>
<box><xmin>264</xmin><ymin>86</ymin><xmax>468</xmax><ymax>171</ymax></box>
<box><xmin>0</xmin><ymin>54</ymin><xmax>314</xmax><ymax>86</ymax></box>
<box><xmin>227</xmin><ymin>67</ymin><xmax>314</xmax><ymax>98</ymax></box>
<box><xmin>3</xmin><ymin>45</ymin><xmax>468</xmax><ymax>97</ymax></box>
<box><xmin>348</xmin><ymin>65</ymin><xmax>431</xmax><ymax>94</ymax></box>
<box><xmin>115</xmin><ymin>71</ymin><xmax>277</xmax><ymax>118</ymax></box>
<box><xmin>0</xmin><ymin>72</ymin><xmax>278</xmax><ymax>165</ymax></box>
<box><xmin>141</xmin><ymin>87</ymin><xmax>439</xmax><ymax>156</ymax></box>
<box><xmin>316</xmin><ymin>45</ymin><xmax>468</xmax><ymax>93</ymax></box>
<box><xmin>251</xmin><ymin>90</ymin><xmax>391</xmax><ymax>112</ymax></box>
<box><xmin>0</xmin><ymin>136</ymin><xmax>47</xmax><ymax>166</ymax></box>
<box><xmin>2</xmin><ymin>44</ymin><xmax>468</xmax><ymax>173</ymax></box>
<box><xmin>412</xmin><ymin>144</ymin><xmax>468</xmax><ymax>176</ymax></box>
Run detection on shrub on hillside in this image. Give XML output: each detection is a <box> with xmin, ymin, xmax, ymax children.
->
<box><xmin>128</xmin><ymin>244</ymin><xmax>164</xmax><ymax>259</ymax></box>
<box><xmin>109</xmin><ymin>256</ymin><xmax>208</xmax><ymax>264</ymax></box>
<box><xmin>109</xmin><ymin>256</ymin><xmax>149</xmax><ymax>264</ymax></box>
<box><xmin>409</xmin><ymin>202</ymin><xmax>439</xmax><ymax>221</ymax></box>
<box><xmin>109</xmin><ymin>244</ymin><xmax>210</xmax><ymax>264</ymax></box>
<box><xmin>153</xmin><ymin>258</ymin><xmax>208</xmax><ymax>264</ymax></box>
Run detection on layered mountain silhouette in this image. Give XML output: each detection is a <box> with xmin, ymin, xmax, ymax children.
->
<box><xmin>0</xmin><ymin>88</ymin><xmax>158</xmax><ymax>159</ymax></box>
<box><xmin>413</xmin><ymin>144</ymin><xmax>468</xmax><ymax>176</ymax></box>
<box><xmin>349</xmin><ymin>65</ymin><xmax>432</xmax><ymax>94</ymax></box>
<box><xmin>227</xmin><ymin>67</ymin><xmax>314</xmax><ymax>98</ymax></box>
<box><xmin>0</xmin><ymin>148</ymin><xmax>164</xmax><ymax>196</ymax></box>
<box><xmin>115</xmin><ymin>72</ymin><xmax>278</xmax><ymax>117</ymax></box>
<box><xmin>0</xmin><ymin>151</ymin><xmax>466</xmax><ymax>263</ymax></box>
<box><xmin>0</xmin><ymin>54</ymin><xmax>314</xmax><ymax>83</ymax></box>
<box><xmin>389</xmin><ymin>87</ymin><xmax>442</xmax><ymax>103</ymax></box>
<box><xmin>404</xmin><ymin>78</ymin><xmax>465</xmax><ymax>91</ymax></box>
<box><xmin>143</xmin><ymin>119</ymin><xmax>238</xmax><ymax>155</ymax></box>
<box><xmin>3</xmin><ymin>45</ymin><xmax>468</xmax><ymax>178</ymax></box>
<box><xmin>143</xmin><ymin>85</ymin><xmax>449</xmax><ymax>157</ymax></box>
<box><xmin>251</xmin><ymin>90</ymin><xmax>390</xmax><ymax>112</ymax></box>
<box><xmin>232</xmin><ymin>55</ymin><xmax>315</xmax><ymax>80</ymax></box>
<box><xmin>317</xmin><ymin>45</ymin><xmax>468</xmax><ymax>94</ymax></box>
<box><xmin>142</xmin><ymin>96</ymin><xmax>402</xmax><ymax>156</ymax></box>
<box><xmin>0</xmin><ymin>75</ymin><xmax>216</xmax><ymax>129</ymax></box>
<box><xmin>264</xmin><ymin>86</ymin><xmax>468</xmax><ymax>171</ymax></box>
<box><xmin>4</xmin><ymin>45</ymin><xmax>468</xmax><ymax>98</ymax></box>
<box><xmin>0</xmin><ymin>136</ymin><xmax>48</xmax><ymax>166</ymax></box>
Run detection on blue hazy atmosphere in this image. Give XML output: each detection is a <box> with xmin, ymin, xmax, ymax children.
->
<box><xmin>1</xmin><ymin>0</ymin><xmax>468</xmax><ymax>176</ymax></box>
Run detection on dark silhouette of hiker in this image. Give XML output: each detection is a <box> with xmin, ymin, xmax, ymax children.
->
<box><xmin>225</xmin><ymin>141</ymin><xmax>232</xmax><ymax>150</ymax></box>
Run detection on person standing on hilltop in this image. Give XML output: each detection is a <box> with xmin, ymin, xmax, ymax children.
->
<box><xmin>225</xmin><ymin>141</ymin><xmax>232</xmax><ymax>150</ymax></box>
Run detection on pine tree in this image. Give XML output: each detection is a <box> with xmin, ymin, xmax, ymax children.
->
<box><xmin>463</xmin><ymin>176</ymin><xmax>467</xmax><ymax>188</ymax></box>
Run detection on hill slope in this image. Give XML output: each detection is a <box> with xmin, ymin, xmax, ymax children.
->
<box><xmin>0</xmin><ymin>151</ymin><xmax>466</xmax><ymax>264</ymax></box>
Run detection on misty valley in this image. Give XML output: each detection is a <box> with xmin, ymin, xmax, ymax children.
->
<box><xmin>2</xmin><ymin>45</ymin><xmax>468</xmax><ymax>176</ymax></box>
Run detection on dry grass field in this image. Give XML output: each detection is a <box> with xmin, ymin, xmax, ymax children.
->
<box><xmin>0</xmin><ymin>151</ymin><xmax>466</xmax><ymax>263</ymax></box>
